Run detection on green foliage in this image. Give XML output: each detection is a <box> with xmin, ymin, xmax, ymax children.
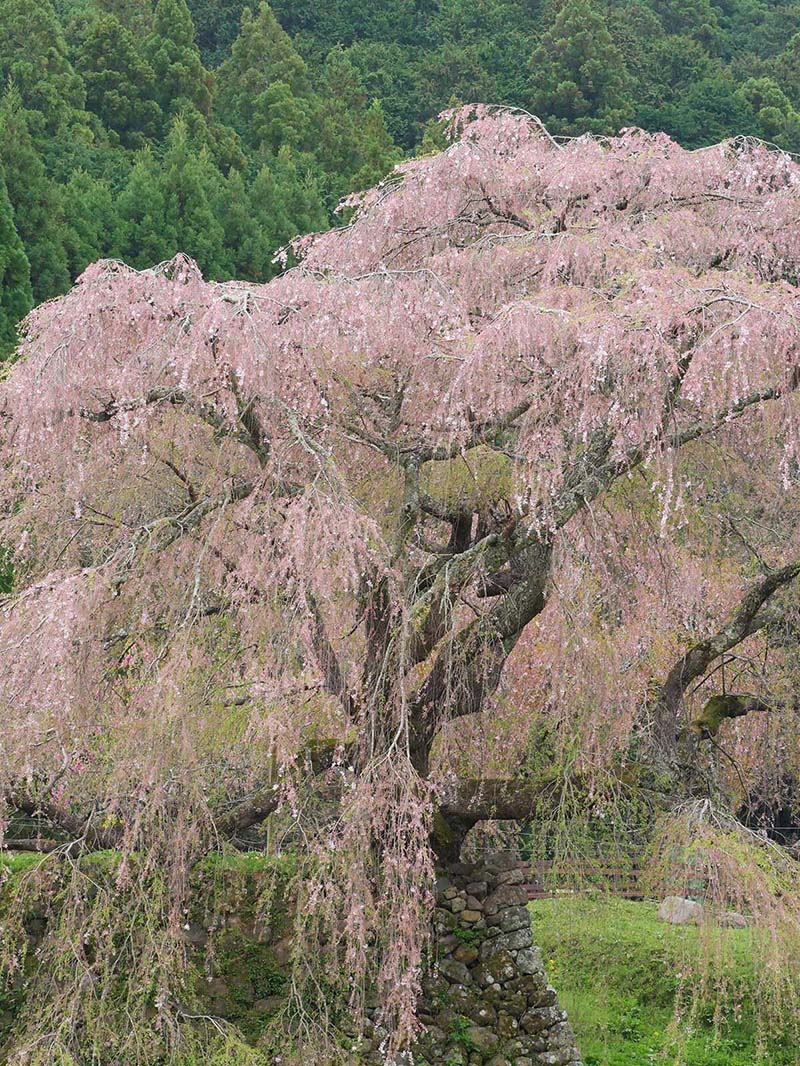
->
<box><xmin>448</xmin><ymin>1013</ymin><xmax>476</xmax><ymax>1050</ymax></box>
<box><xmin>71</xmin><ymin>11</ymin><xmax>163</xmax><ymax>145</ymax></box>
<box><xmin>452</xmin><ymin>924</ymin><xmax>484</xmax><ymax>947</ymax></box>
<box><xmin>738</xmin><ymin>76</ymin><xmax>800</xmax><ymax>151</ymax></box>
<box><xmin>144</xmin><ymin>0</ymin><xmax>212</xmax><ymax>116</ymax></box>
<box><xmin>0</xmin><ymin>169</ymin><xmax>32</xmax><ymax>358</ymax></box>
<box><xmin>0</xmin><ymin>847</ymin><xmax>300</xmax><ymax>1063</ymax></box>
<box><xmin>114</xmin><ymin>146</ymin><xmax>177</xmax><ymax>268</ymax></box>
<box><xmin>61</xmin><ymin>168</ymin><xmax>118</xmax><ymax>276</ymax></box>
<box><xmin>0</xmin><ymin>0</ymin><xmax>86</xmax><ymax>131</ymax></box>
<box><xmin>189</xmin><ymin>0</ymin><xmax>249</xmax><ymax>66</ymax></box>
<box><xmin>160</xmin><ymin>120</ymin><xmax>229</xmax><ymax>274</ymax></box>
<box><xmin>0</xmin><ymin>89</ymin><xmax>70</xmax><ymax>302</ymax></box>
<box><xmin>315</xmin><ymin>51</ymin><xmax>400</xmax><ymax>202</ymax></box>
<box><xmin>227</xmin><ymin>150</ymin><xmax>327</xmax><ymax>281</ymax></box>
<box><xmin>3</xmin><ymin>0</ymin><xmax>800</xmax><ymax>362</ymax></box>
<box><xmin>216</xmin><ymin>1</ymin><xmax>314</xmax><ymax>147</ymax></box>
<box><xmin>527</xmin><ymin>0</ymin><xmax>634</xmax><ymax>135</ymax></box>
<box><xmin>638</xmin><ymin>73</ymin><xmax>760</xmax><ymax>147</ymax></box>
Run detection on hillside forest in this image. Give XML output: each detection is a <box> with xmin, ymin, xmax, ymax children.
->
<box><xmin>2</xmin><ymin>0</ymin><xmax>800</xmax><ymax>357</ymax></box>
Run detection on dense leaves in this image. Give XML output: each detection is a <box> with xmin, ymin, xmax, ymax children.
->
<box><xmin>0</xmin><ymin>169</ymin><xmax>31</xmax><ymax>356</ymax></box>
<box><xmin>1</xmin><ymin>0</ymin><xmax>800</xmax><ymax>356</ymax></box>
<box><xmin>0</xmin><ymin>89</ymin><xmax>70</xmax><ymax>304</ymax></box>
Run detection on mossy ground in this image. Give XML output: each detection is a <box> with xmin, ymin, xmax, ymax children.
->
<box><xmin>530</xmin><ymin>897</ymin><xmax>798</xmax><ymax>1066</ymax></box>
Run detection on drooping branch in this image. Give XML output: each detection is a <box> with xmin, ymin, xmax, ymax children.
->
<box><xmin>422</xmin><ymin>396</ymin><xmax>535</xmax><ymax>463</ymax></box>
<box><xmin>603</xmin><ymin>369</ymin><xmax>800</xmax><ymax>503</ymax></box>
<box><xmin>554</xmin><ymin>362</ymin><xmax>800</xmax><ymax>533</ymax></box>
<box><xmin>4</xmin><ymin>740</ymin><xmax>353</xmax><ymax>852</ymax></box>
<box><xmin>405</xmin><ymin>351</ymin><xmax>800</xmax><ymax>772</ymax></box>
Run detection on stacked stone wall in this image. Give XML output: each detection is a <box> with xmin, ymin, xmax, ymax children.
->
<box><xmin>363</xmin><ymin>851</ymin><xmax>582</xmax><ymax>1066</ymax></box>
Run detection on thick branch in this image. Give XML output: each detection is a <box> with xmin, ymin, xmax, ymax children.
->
<box><xmin>432</xmin><ymin>774</ymin><xmax>563</xmax><ymax>861</ymax></box>
<box><xmin>227</xmin><ymin>370</ymin><xmax>271</xmax><ymax>468</ymax></box>
<box><xmin>690</xmin><ymin>693</ymin><xmax>771</xmax><ymax>738</ymax></box>
<box><xmin>213</xmin><ymin>739</ymin><xmax>350</xmax><ymax>834</ymax></box>
<box><xmin>408</xmin><ymin>540</ymin><xmax>552</xmax><ymax>770</ymax></box>
<box><xmin>306</xmin><ymin>591</ymin><xmax>356</xmax><ymax>724</ymax></box>
<box><xmin>1</xmin><ymin>838</ymin><xmax>64</xmax><ymax>853</ymax></box>
<box><xmin>5</xmin><ymin>787</ymin><xmax>119</xmax><ymax>851</ymax></box>
<box><xmin>105</xmin><ymin>477</ymin><xmax>256</xmax><ymax>591</ymax></box>
<box><xmin>655</xmin><ymin>558</ymin><xmax>800</xmax><ymax>749</ymax></box>
<box><xmin>422</xmin><ymin>397</ymin><xmax>533</xmax><ymax>463</ymax></box>
<box><xmin>438</xmin><ymin>776</ymin><xmax>558</xmax><ymax>823</ymax></box>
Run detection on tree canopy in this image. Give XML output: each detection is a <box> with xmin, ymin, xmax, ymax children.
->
<box><xmin>2</xmin><ymin>108</ymin><xmax>800</xmax><ymax>1063</ymax></box>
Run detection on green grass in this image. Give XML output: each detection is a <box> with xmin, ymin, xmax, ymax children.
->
<box><xmin>530</xmin><ymin>897</ymin><xmax>799</xmax><ymax>1066</ymax></box>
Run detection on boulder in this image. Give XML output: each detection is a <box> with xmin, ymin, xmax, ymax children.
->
<box><xmin>658</xmin><ymin>896</ymin><xmax>704</xmax><ymax>925</ymax></box>
<box><xmin>719</xmin><ymin>911</ymin><xmax>749</xmax><ymax>928</ymax></box>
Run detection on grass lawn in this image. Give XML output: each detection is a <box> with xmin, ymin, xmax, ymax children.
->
<box><xmin>530</xmin><ymin>897</ymin><xmax>799</xmax><ymax>1066</ymax></box>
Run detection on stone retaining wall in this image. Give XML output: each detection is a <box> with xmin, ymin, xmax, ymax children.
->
<box><xmin>363</xmin><ymin>851</ymin><xmax>583</xmax><ymax>1066</ymax></box>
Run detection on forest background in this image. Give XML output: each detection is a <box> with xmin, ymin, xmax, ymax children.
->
<box><xmin>2</xmin><ymin>0</ymin><xmax>800</xmax><ymax>357</ymax></box>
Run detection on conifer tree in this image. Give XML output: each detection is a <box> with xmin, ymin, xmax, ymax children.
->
<box><xmin>232</xmin><ymin>151</ymin><xmax>326</xmax><ymax>281</ymax></box>
<box><xmin>0</xmin><ymin>167</ymin><xmax>32</xmax><ymax>358</ymax></box>
<box><xmin>61</xmin><ymin>170</ymin><xmax>118</xmax><ymax>278</ymax></box>
<box><xmin>216</xmin><ymin>2</ymin><xmax>314</xmax><ymax>146</ymax></box>
<box><xmin>143</xmin><ymin>0</ymin><xmax>212</xmax><ymax>117</ymax></box>
<box><xmin>216</xmin><ymin>167</ymin><xmax>253</xmax><ymax>278</ymax></box>
<box><xmin>178</xmin><ymin>105</ymin><xmax>247</xmax><ymax>173</ymax></box>
<box><xmin>72</xmin><ymin>12</ymin><xmax>163</xmax><ymax>146</ymax></box>
<box><xmin>253</xmin><ymin>81</ymin><xmax>316</xmax><ymax>154</ymax></box>
<box><xmin>0</xmin><ymin>89</ymin><xmax>70</xmax><ymax>302</ymax></box>
<box><xmin>0</xmin><ymin>0</ymin><xmax>86</xmax><ymax>132</ymax></box>
<box><xmin>270</xmin><ymin>146</ymin><xmax>327</xmax><ymax>238</ymax></box>
<box><xmin>86</xmin><ymin>0</ymin><xmax>154</xmax><ymax>37</ymax></box>
<box><xmin>349</xmin><ymin>99</ymin><xmax>400</xmax><ymax>192</ymax></box>
<box><xmin>188</xmin><ymin>0</ymin><xmax>249</xmax><ymax>65</ymax></box>
<box><xmin>160</xmin><ymin>120</ymin><xmax>229</xmax><ymax>277</ymax></box>
<box><xmin>114</xmin><ymin>147</ymin><xmax>177</xmax><ymax>269</ymax></box>
<box><xmin>116</xmin><ymin>122</ymin><xmax>230</xmax><ymax>277</ymax></box>
<box><xmin>644</xmin><ymin>74</ymin><xmax>757</xmax><ymax>148</ymax></box>
<box><xmin>738</xmin><ymin>77</ymin><xmax>800</xmax><ymax>154</ymax></box>
<box><xmin>775</xmin><ymin>33</ymin><xmax>800</xmax><ymax>103</ymax></box>
<box><xmin>527</xmin><ymin>0</ymin><xmax>633</xmax><ymax>135</ymax></box>
<box><xmin>312</xmin><ymin>50</ymin><xmax>400</xmax><ymax>206</ymax></box>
